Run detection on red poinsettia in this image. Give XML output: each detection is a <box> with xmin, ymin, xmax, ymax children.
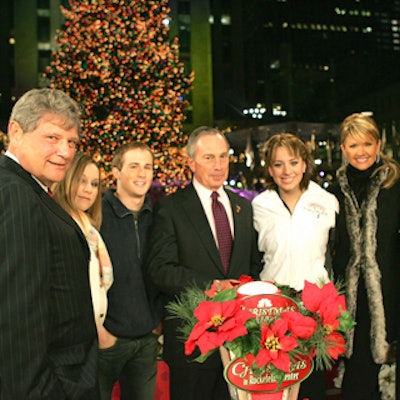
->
<box><xmin>323</xmin><ymin>332</ymin><xmax>346</xmax><ymax>359</ymax></box>
<box><xmin>301</xmin><ymin>281</ymin><xmax>347</xmax><ymax>359</ymax></box>
<box><xmin>302</xmin><ymin>281</ymin><xmax>346</xmax><ymax>317</ymax></box>
<box><xmin>238</xmin><ymin>274</ymin><xmax>255</xmax><ymax>284</ymax></box>
<box><xmin>280</xmin><ymin>310</ymin><xmax>317</xmax><ymax>339</ymax></box>
<box><xmin>185</xmin><ymin>299</ymin><xmax>254</xmax><ymax>356</ymax></box>
<box><xmin>205</xmin><ymin>275</ymin><xmax>254</xmax><ymax>298</ymax></box>
<box><xmin>255</xmin><ymin>319</ymin><xmax>298</xmax><ymax>372</ymax></box>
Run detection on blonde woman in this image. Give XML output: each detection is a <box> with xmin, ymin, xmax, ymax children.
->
<box><xmin>54</xmin><ymin>153</ymin><xmax>113</xmax><ymax>331</ymax></box>
<box><xmin>329</xmin><ymin>113</ymin><xmax>400</xmax><ymax>400</ymax></box>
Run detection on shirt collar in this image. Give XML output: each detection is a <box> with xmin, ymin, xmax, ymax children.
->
<box><xmin>5</xmin><ymin>150</ymin><xmax>50</xmax><ymax>193</ymax></box>
<box><xmin>105</xmin><ymin>188</ymin><xmax>152</xmax><ymax>218</ymax></box>
<box><xmin>192</xmin><ymin>177</ymin><xmax>225</xmax><ymax>198</ymax></box>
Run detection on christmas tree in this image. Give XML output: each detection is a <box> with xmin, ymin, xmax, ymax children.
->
<box><xmin>45</xmin><ymin>0</ymin><xmax>194</xmax><ymax>189</ymax></box>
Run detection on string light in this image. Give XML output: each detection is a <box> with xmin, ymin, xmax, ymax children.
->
<box><xmin>242</xmin><ymin>103</ymin><xmax>267</xmax><ymax>119</ymax></box>
<box><xmin>45</xmin><ymin>0</ymin><xmax>194</xmax><ymax>190</ymax></box>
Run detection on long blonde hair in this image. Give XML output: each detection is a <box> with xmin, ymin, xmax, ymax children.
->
<box><xmin>53</xmin><ymin>153</ymin><xmax>102</xmax><ymax>229</ymax></box>
<box><xmin>340</xmin><ymin>113</ymin><xmax>400</xmax><ymax>188</ymax></box>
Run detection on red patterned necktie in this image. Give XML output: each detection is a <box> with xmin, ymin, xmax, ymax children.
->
<box><xmin>211</xmin><ymin>191</ymin><xmax>232</xmax><ymax>274</ymax></box>
<box><xmin>47</xmin><ymin>188</ymin><xmax>54</xmax><ymax>198</ymax></box>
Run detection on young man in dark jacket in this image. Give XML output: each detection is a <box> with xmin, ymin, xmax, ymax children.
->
<box><xmin>99</xmin><ymin>141</ymin><xmax>163</xmax><ymax>400</ymax></box>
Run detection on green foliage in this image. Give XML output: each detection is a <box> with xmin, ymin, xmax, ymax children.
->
<box><xmin>212</xmin><ymin>288</ymin><xmax>238</xmax><ymax>302</ymax></box>
<box><xmin>225</xmin><ymin>318</ymin><xmax>261</xmax><ymax>358</ymax></box>
<box><xmin>165</xmin><ymin>283</ymin><xmax>207</xmax><ymax>339</ymax></box>
<box><xmin>339</xmin><ymin>310</ymin><xmax>357</xmax><ymax>332</ymax></box>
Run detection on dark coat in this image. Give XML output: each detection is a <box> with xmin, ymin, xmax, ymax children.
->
<box><xmin>0</xmin><ymin>156</ymin><xmax>98</xmax><ymax>400</ymax></box>
<box><xmin>330</xmin><ymin>168</ymin><xmax>400</xmax><ymax>356</ymax></box>
<box><xmin>101</xmin><ymin>189</ymin><xmax>163</xmax><ymax>338</ymax></box>
<box><xmin>147</xmin><ymin>183</ymin><xmax>262</xmax><ymax>368</ymax></box>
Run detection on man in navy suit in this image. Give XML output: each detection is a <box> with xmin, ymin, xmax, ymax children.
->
<box><xmin>148</xmin><ymin>126</ymin><xmax>262</xmax><ymax>400</ymax></box>
<box><xmin>0</xmin><ymin>88</ymin><xmax>99</xmax><ymax>399</ymax></box>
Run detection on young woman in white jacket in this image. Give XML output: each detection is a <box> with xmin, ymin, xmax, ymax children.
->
<box><xmin>252</xmin><ymin>133</ymin><xmax>339</xmax><ymax>399</ymax></box>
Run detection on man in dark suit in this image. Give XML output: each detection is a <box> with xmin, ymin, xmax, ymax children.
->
<box><xmin>148</xmin><ymin>126</ymin><xmax>262</xmax><ymax>400</ymax></box>
<box><xmin>0</xmin><ymin>88</ymin><xmax>99</xmax><ymax>399</ymax></box>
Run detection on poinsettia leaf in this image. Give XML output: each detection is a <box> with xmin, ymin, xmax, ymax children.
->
<box><xmin>225</xmin><ymin>340</ymin><xmax>243</xmax><ymax>357</ymax></box>
<box><xmin>338</xmin><ymin>310</ymin><xmax>356</xmax><ymax>332</ymax></box>
<box><xmin>281</xmin><ymin>311</ymin><xmax>317</xmax><ymax>339</ymax></box>
<box><xmin>325</xmin><ymin>332</ymin><xmax>346</xmax><ymax>360</ymax></box>
<box><xmin>270</xmin><ymin>365</ymin><xmax>286</xmax><ymax>386</ymax></box>
<box><xmin>212</xmin><ymin>288</ymin><xmax>238</xmax><ymax>302</ymax></box>
<box><xmin>301</xmin><ymin>281</ymin><xmax>323</xmax><ymax>312</ymax></box>
<box><xmin>192</xmin><ymin>349</ymin><xmax>217</xmax><ymax>363</ymax></box>
<box><xmin>225</xmin><ymin>326</ymin><xmax>261</xmax><ymax>358</ymax></box>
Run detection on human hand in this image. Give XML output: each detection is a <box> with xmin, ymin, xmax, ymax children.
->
<box><xmin>152</xmin><ymin>321</ymin><xmax>163</xmax><ymax>336</ymax></box>
<box><xmin>98</xmin><ymin>325</ymin><xmax>117</xmax><ymax>349</ymax></box>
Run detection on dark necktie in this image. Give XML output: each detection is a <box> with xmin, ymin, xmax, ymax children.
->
<box><xmin>211</xmin><ymin>191</ymin><xmax>232</xmax><ymax>274</ymax></box>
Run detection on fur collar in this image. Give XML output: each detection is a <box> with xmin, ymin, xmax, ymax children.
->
<box><xmin>337</xmin><ymin>166</ymin><xmax>391</xmax><ymax>363</ymax></box>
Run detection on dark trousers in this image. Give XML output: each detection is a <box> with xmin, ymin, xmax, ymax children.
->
<box><xmin>98</xmin><ymin>333</ymin><xmax>158</xmax><ymax>400</ymax></box>
<box><xmin>168</xmin><ymin>362</ymin><xmax>230</xmax><ymax>400</ymax></box>
<box><xmin>342</xmin><ymin>354</ymin><xmax>380</xmax><ymax>400</ymax></box>
<box><xmin>342</xmin><ymin>308</ymin><xmax>380</xmax><ymax>398</ymax></box>
<box><xmin>298</xmin><ymin>368</ymin><xmax>327</xmax><ymax>400</ymax></box>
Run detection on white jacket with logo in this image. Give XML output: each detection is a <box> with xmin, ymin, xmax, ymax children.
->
<box><xmin>252</xmin><ymin>181</ymin><xmax>339</xmax><ymax>291</ymax></box>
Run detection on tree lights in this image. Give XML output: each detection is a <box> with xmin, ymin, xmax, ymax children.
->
<box><xmin>45</xmin><ymin>0</ymin><xmax>194</xmax><ymax>190</ymax></box>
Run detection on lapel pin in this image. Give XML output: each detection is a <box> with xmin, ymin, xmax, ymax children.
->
<box><xmin>236</xmin><ymin>205</ymin><xmax>241</xmax><ymax>213</ymax></box>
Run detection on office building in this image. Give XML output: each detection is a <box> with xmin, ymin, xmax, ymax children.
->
<box><xmin>1</xmin><ymin>0</ymin><xmax>400</xmax><ymax>133</ymax></box>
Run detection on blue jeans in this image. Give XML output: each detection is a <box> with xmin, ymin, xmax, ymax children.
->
<box><xmin>98</xmin><ymin>333</ymin><xmax>158</xmax><ymax>400</ymax></box>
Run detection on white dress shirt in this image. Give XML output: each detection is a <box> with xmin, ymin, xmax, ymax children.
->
<box><xmin>192</xmin><ymin>178</ymin><xmax>234</xmax><ymax>246</ymax></box>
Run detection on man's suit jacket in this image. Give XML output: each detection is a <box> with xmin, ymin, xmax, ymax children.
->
<box><xmin>147</xmin><ymin>183</ymin><xmax>262</xmax><ymax>368</ymax></box>
<box><xmin>0</xmin><ymin>156</ymin><xmax>99</xmax><ymax>400</ymax></box>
